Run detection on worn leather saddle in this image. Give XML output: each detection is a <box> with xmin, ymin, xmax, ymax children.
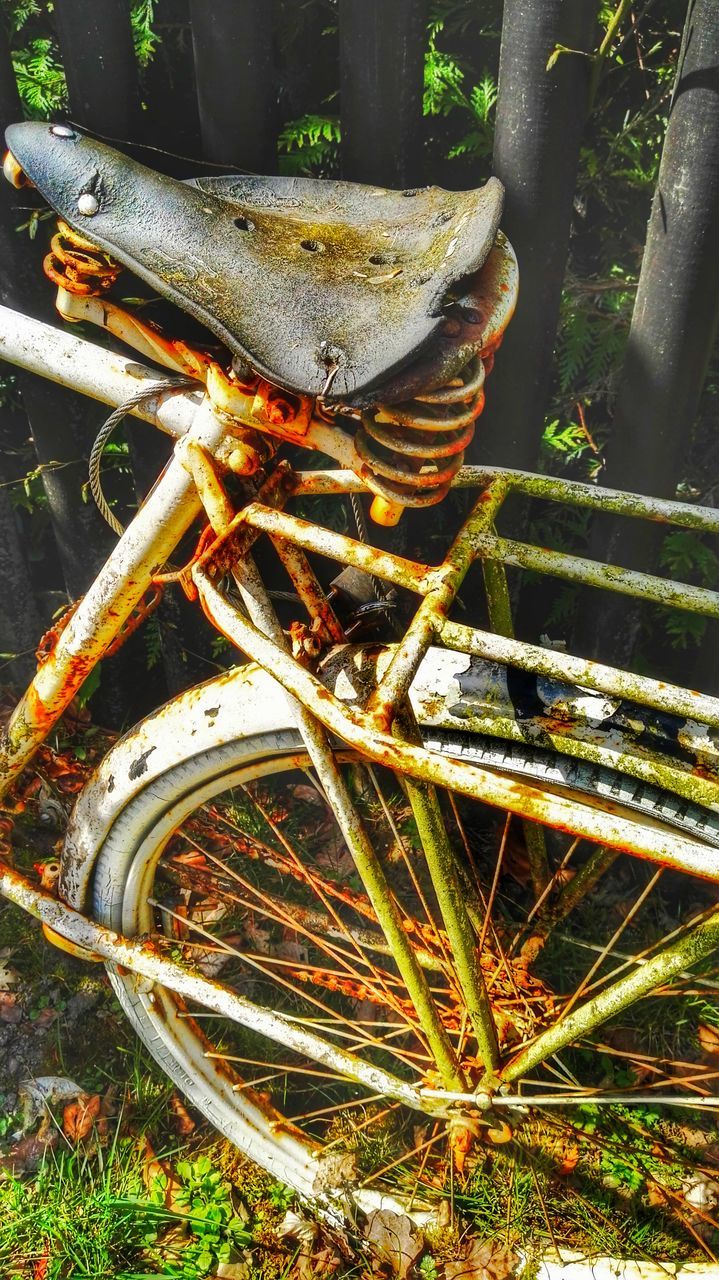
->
<box><xmin>6</xmin><ymin>122</ymin><xmax>504</xmax><ymax>407</ymax></box>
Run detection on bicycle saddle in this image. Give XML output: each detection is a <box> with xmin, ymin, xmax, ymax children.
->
<box><xmin>5</xmin><ymin>122</ymin><xmax>504</xmax><ymax>405</ymax></box>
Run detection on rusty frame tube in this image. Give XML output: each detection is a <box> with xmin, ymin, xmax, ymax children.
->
<box><xmin>438</xmin><ymin>621</ymin><xmax>719</xmax><ymax>729</ymax></box>
<box><xmin>269</xmin><ymin>536</ymin><xmax>345</xmax><ymax>644</ymax></box>
<box><xmin>228</xmin><ymin>555</ymin><xmax>466</xmax><ymax>1092</ymax></box>
<box><xmin>368</xmin><ymin>480</ymin><xmax>509</xmax><ymax>731</ymax></box>
<box><xmin>0</xmin><ymin>303</ymin><xmax>203</xmax><ymax>440</ymax></box>
<box><xmin>474</xmin><ymin>533</ymin><xmax>719</xmax><ymax>617</ymax></box>
<box><xmin>291</xmin><ymin>465</ymin><xmax>719</xmax><ymax>534</ymax></box>
<box><xmin>193</xmin><ymin>566</ymin><xmax>719</xmax><ymax>883</ymax></box>
<box><xmin>402</xmin><ymin>764</ymin><xmax>500</xmax><ymax>1079</ymax></box>
<box><xmin>0</xmin><ymin>398</ymin><xmax>227</xmax><ymax>799</ymax></box>
<box><xmin>481</xmin><ymin>539</ymin><xmax>550</xmax><ymax>898</ymax></box>
<box><xmin>189</xmin><ymin>453</ymin><xmax>466</xmax><ymax>1094</ymax></box>
<box><xmin>234</xmin><ymin>502</ymin><xmax>429</xmax><ymax>595</ymax></box>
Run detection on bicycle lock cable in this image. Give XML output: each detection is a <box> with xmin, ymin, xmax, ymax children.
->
<box><xmin>89</xmin><ymin>376</ymin><xmax>200</xmax><ymax>536</ymax></box>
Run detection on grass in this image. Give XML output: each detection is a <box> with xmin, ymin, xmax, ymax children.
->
<box><xmin>1</xmin><ymin>1138</ymin><xmax>149</xmax><ymax>1278</ymax></box>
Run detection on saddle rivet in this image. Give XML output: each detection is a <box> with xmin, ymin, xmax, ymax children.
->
<box><xmin>51</xmin><ymin>124</ymin><xmax>76</xmax><ymax>139</ymax></box>
<box><xmin>77</xmin><ymin>192</ymin><xmax>99</xmax><ymax>216</ymax></box>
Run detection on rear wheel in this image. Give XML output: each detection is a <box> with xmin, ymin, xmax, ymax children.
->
<box><xmin>82</xmin><ymin>667</ymin><xmax>719</xmax><ymax>1213</ymax></box>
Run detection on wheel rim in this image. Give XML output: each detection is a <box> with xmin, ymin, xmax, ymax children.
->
<box><xmin>97</xmin><ymin>740</ymin><xmax>719</xmax><ymax>1215</ymax></box>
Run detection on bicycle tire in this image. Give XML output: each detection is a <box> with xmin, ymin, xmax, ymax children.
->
<box><xmin>68</xmin><ymin>659</ymin><xmax>719</xmax><ymax>1207</ymax></box>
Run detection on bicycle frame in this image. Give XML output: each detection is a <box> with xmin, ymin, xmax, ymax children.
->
<box><xmin>2</xmin><ymin>300</ymin><xmax>719</xmax><ymax>1111</ymax></box>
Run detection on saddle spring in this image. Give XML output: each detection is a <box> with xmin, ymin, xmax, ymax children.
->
<box><xmin>43</xmin><ymin>219</ymin><xmax>121</xmax><ymax>295</ymax></box>
<box><xmin>355</xmin><ymin>350</ymin><xmax>493</xmax><ymax>509</ymax></box>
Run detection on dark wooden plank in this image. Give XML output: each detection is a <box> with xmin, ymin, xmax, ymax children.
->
<box><xmin>339</xmin><ymin>0</ymin><xmax>428</xmax><ymax>188</ymax></box>
<box><xmin>52</xmin><ymin>0</ymin><xmax>140</xmax><ymax>140</ymax></box>
<box><xmin>190</xmin><ymin>0</ymin><xmax>276</xmax><ymax>170</ymax></box>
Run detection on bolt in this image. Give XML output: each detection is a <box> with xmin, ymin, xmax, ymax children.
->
<box><xmin>78</xmin><ymin>192</ymin><xmax>99</xmax><ymax>216</ymax></box>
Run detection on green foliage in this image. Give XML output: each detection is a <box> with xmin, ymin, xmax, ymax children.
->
<box><xmin>11</xmin><ymin>36</ymin><xmax>66</xmax><ymax>116</ymax></box>
<box><xmin>126</xmin><ymin>1154</ymin><xmax>253</xmax><ymax>1278</ymax></box>
<box><xmin>131</xmin><ymin>0</ymin><xmax>158</xmax><ymax>68</ymax></box>
<box><xmin>1</xmin><ymin>0</ymin><xmax>40</xmax><ymax>33</ymax></box>
<box><xmin>424</xmin><ymin>19</ymin><xmax>497</xmax><ymax>161</ymax></box>
<box><xmin>656</xmin><ymin>531</ymin><xmax>718</xmax><ymax>649</ymax></box>
<box><xmin>0</xmin><ymin>1142</ymin><xmax>148</xmax><ymax>1279</ymax></box>
<box><xmin>144</xmin><ymin>612</ymin><xmax>164</xmax><ymax>671</ymax></box>
<box><xmin>542</xmin><ymin>419</ymin><xmax>592</xmax><ymax>465</ymax></box>
<box><xmin>660</xmin><ymin>531</ymin><xmax>719</xmax><ymax>587</ymax></box>
<box><xmin>277</xmin><ymin>113</ymin><xmax>341</xmax><ymax>176</ymax></box>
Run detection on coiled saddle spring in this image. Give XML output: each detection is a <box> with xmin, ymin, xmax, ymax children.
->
<box><xmin>355</xmin><ymin>351</ymin><xmax>492</xmax><ymax>508</ymax></box>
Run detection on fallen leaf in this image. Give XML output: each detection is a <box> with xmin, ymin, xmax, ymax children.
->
<box><xmin>556</xmin><ymin>1141</ymin><xmax>580</xmax><ymax>1176</ymax></box>
<box><xmin>0</xmin><ymin>948</ymin><xmax>17</xmax><ymax>990</ymax></box>
<box><xmin>444</xmin><ymin>1239</ymin><xmax>518</xmax><ymax>1280</ymax></box>
<box><xmin>698</xmin><ymin>1023</ymin><xmax>719</xmax><ymax>1058</ymax></box>
<box><xmin>0</xmin><ymin>991</ymin><xmax>22</xmax><ymax>1023</ymax></box>
<box><xmin>32</xmin><ymin>1241</ymin><xmax>51</xmax><ymax>1280</ymax></box>
<box><xmin>366</xmin><ymin>1209</ymin><xmax>423</xmax><ymax>1279</ymax></box>
<box><xmin>170</xmin><ymin>1093</ymin><xmax>196</xmax><ymax>1136</ymax></box>
<box><xmin>17</xmin><ymin>1076</ymin><xmax>83</xmax><ymax>1133</ymax></box>
<box><xmin>0</xmin><ymin>1119</ymin><xmax>58</xmax><ymax>1174</ymax></box>
<box><xmin>62</xmin><ymin>1092</ymin><xmax>101</xmax><ymax>1142</ymax></box>
<box><xmin>215</xmin><ymin>1261</ymin><xmax>251</xmax><ymax>1280</ymax></box>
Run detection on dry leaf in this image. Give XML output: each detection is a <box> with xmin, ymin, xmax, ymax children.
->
<box><xmin>32</xmin><ymin>1242</ymin><xmax>51</xmax><ymax>1280</ymax></box>
<box><xmin>698</xmin><ymin>1023</ymin><xmax>719</xmax><ymax>1058</ymax></box>
<box><xmin>0</xmin><ymin>948</ymin><xmax>17</xmax><ymax>990</ymax></box>
<box><xmin>444</xmin><ymin>1239</ymin><xmax>518</xmax><ymax>1280</ymax></box>
<box><xmin>366</xmin><ymin>1209</ymin><xmax>423</xmax><ymax>1279</ymax></box>
<box><xmin>556</xmin><ymin>1141</ymin><xmax>580</xmax><ymax>1176</ymax></box>
<box><xmin>0</xmin><ymin>1119</ymin><xmax>58</xmax><ymax>1174</ymax></box>
<box><xmin>18</xmin><ymin>1076</ymin><xmax>83</xmax><ymax>1132</ymax></box>
<box><xmin>62</xmin><ymin>1092</ymin><xmax>101</xmax><ymax>1142</ymax></box>
<box><xmin>170</xmin><ymin>1093</ymin><xmax>196</xmax><ymax>1136</ymax></box>
<box><xmin>0</xmin><ymin>991</ymin><xmax>22</xmax><ymax>1023</ymax></box>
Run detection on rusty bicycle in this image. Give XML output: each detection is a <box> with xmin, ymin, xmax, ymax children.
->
<box><xmin>1</xmin><ymin>121</ymin><xmax>719</xmax><ymax>1218</ymax></box>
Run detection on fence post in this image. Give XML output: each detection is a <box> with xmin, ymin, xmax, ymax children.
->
<box><xmin>52</xmin><ymin>0</ymin><xmax>140</xmax><ymax>140</ymax></box>
<box><xmin>0</xmin><ymin>23</ymin><xmax>119</xmax><ymax>604</ymax></box>
<box><xmin>0</xmin><ymin>409</ymin><xmax>41</xmax><ymax>686</ymax></box>
<box><xmin>579</xmin><ymin>0</ymin><xmax>719</xmax><ymax>678</ymax></box>
<box><xmin>190</xmin><ymin>0</ymin><xmax>276</xmax><ymax>171</ymax></box>
<box><xmin>338</xmin><ymin>0</ymin><xmax>428</xmax><ymax>188</ymax></box>
<box><xmin>606</xmin><ymin>0</ymin><xmax>719</xmax><ymax>500</ymax></box>
<box><xmin>475</xmin><ymin>0</ymin><xmax>597</xmax><ymax>469</ymax></box>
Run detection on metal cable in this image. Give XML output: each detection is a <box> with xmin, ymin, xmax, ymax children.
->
<box><xmin>89</xmin><ymin>376</ymin><xmax>198</xmax><ymax>536</ymax></box>
<box><xmin>347</xmin><ymin>490</ymin><xmax>393</xmax><ymax>614</ymax></box>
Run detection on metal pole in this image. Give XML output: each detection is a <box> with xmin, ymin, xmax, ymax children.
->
<box><xmin>476</xmin><ymin>0</ymin><xmax>597</xmax><ymax>469</ymax></box>
<box><xmin>190</xmin><ymin>0</ymin><xmax>277</xmax><ymax>171</ymax></box>
<box><xmin>338</xmin><ymin>0</ymin><xmax>428</xmax><ymax>188</ymax></box>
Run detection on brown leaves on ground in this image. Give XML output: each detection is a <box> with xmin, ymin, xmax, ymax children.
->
<box><xmin>698</xmin><ymin>1022</ymin><xmax>719</xmax><ymax>1058</ymax></box>
<box><xmin>62</xmin><ymin>1091</ymin><xmax>101</xmax><ymax>1142</ymax></box>
<box><xmin>61</xmin><ymin>1086</ymin><xmax>116</xmax><ymax>1146</ymax></box>
<box><xmin>0</xmin><ymin>1115</ymin><xmax>58</xmax><ymax>1175</ymax></box>
<box><xmin>365</xmin><ymin>1209</ymin><xmax>424</xmax><ymax>1279</ymax></box>
<box><xmin>444</xmin><ymin>1239</ymin><xmax>518</xmax><ymax>1280</ymax></box>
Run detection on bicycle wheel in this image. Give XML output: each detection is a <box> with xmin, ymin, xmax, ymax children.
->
<box><xmin>66</xmin><ymin>657</ymin><xmax>719</xmax><ymax>1213</ymax></box>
